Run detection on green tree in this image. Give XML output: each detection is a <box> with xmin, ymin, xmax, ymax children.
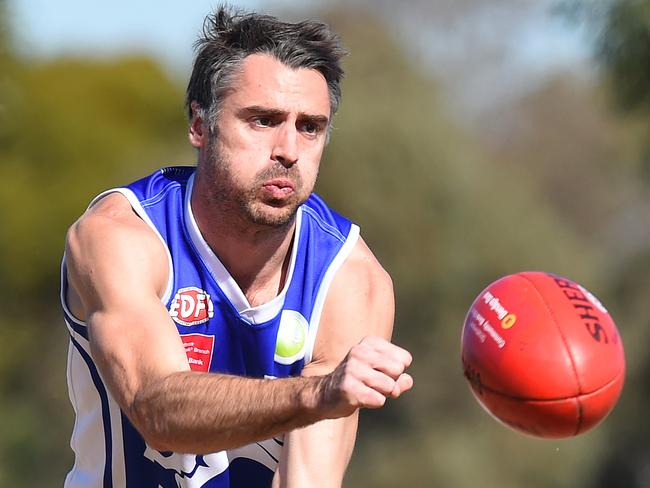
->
<box><xmin>597</xmin><ymin>0</ymin><xmax>650</xmax><ymax>113</ymax></box>
<box><xmin>558</xmin><ymin>0</ymin><xmax>650</xmax><ymax>112</ymax></box>
<box><xmin>0</xmin><ymin>49</ymin><xmax>193</xmax><ymax>485</ymax></box>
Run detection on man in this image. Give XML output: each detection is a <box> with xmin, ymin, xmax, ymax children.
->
<box><xmin>62</xmin><ymin>7</ymin><xmax>413</xmax><ymax>487</ymax></box>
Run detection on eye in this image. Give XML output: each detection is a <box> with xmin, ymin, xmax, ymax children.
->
<box><xmin>300</xmin><ymin>120</ymin><xmax>324</xmax><ymax>136</ymax></box>
<box><xmin>253</xmin><ymin>116</ymin><xmax>273</xmax><ymax>127</ymax></box>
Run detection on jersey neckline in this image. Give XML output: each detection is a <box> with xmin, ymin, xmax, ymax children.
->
<box><xmin>183</xmin><ymin>173</ymin><xmax>302</xmax><ymax>325</ymax></box>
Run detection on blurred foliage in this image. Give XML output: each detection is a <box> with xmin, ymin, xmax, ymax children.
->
<box><xmin>1</xmin><ymin>1</ymin><xmax>649</xmax><ymax>486</ymax></box>
<box><xmin>555</xmin><ymin>2</ymin><xmax>650</xmax><ymax>485</ymax></box>
<box><xmin>559</xmin><ymin>0</ymin><xmax>650</xmax><ymax>114</ymax></box>
<box><xmin>598</xmin><ymin>0</ymin><xmax>650</xmax><ymax>114</ymax></box>
<box><xmin>0</xmin><ymin>56</ymin><xmax>189</xmax><ymax>300</ymax></box>
<box><xmin>320</xmin><ymin>9</ymin><xmax>637</xmax><ymax>488</ymax></box>
<box><xmin>557</xmin><ymin>0</ymin><xmax>650</xmax><ymax>177</ymax></box>
<box><xmin>0</xmin><ymin>1</ymin><xmax>193</xmax><ymax>483</ymax></box>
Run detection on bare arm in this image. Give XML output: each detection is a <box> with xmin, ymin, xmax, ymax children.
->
<box><xmin>273</xmin><ymin>238</ymin><xmax>413</xmax><ymax>487</ymax></box>
<box><xmin>66</xmin><ymin>194</ymin><xmax>411</xmax><ymax>455</ymax></box>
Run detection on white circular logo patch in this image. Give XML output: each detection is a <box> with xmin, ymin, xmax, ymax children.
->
<box><xmin>274</xmin><ymin>310</ymin><xmax>308</xmax><ymax>365</ymax></box>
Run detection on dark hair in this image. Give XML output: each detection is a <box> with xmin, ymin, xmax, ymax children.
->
<box><xmin>186</xmin><ymin>6</ymin><xmax>347</xmax><ymax>129</ymax></box>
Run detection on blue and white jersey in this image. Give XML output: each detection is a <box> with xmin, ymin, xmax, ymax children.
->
<box><xmin>61</xmin><ymin>166</ymin><xmax>360</xmax><ymax>487</ymax></box>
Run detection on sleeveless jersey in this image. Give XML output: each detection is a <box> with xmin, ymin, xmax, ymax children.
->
<box><xmin>61</xmin><ymin>166</ymin><xmax>360</xmax><ymax>487</ymax></box>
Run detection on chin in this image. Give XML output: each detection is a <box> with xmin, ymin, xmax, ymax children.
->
<box><xmin>246</xmin><ymin>202</ymin><xmax>299</xmax><ymax>228</ymax></box>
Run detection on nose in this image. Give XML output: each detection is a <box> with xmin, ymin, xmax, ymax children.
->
<box><xmin>271</xmin><ymin>124</ymin><xmax>299</xmax><ymax>168</ymax></box>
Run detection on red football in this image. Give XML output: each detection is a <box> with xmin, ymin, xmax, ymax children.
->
<box><xmin>461</xmin><ymin>271</ymin><xmax>625</xmax><ymax>438</ymax></box>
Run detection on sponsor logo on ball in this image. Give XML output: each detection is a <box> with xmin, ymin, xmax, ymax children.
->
<box><xmin>551</xmin><ymin>275</ymin><xmax>616</xmax><ymax>345</ymax></box>
<box><xmin>501</xmin><ymin>313</ymin><xmax>517</xmax><ymax>329</ymax></box>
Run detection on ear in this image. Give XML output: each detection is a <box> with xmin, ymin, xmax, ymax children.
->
<box><xmin>188</xmin><ymin>101</ymin><xmax>207</xmax><ymax>149</ymax></box>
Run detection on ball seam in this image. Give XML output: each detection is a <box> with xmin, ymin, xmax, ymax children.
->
<box><xmin>517</xmin><ymin>272</ymin><xmax>584</xmax><ymax>436</ymax></box>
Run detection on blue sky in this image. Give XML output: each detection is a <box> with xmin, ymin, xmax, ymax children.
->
<box><xmin>7</xmin><ymin>0</ymin><xmax>305</xmax><ymax>72</ymax></box>
<box><xmin>8</xmin><ymin>0</ymin><xmax>590</xmax><ymax>72</ymax></box>
<box><xmin>7</xmin><ymin>0</ymin><xmax>593</xmax><ymax>116</ymax></box>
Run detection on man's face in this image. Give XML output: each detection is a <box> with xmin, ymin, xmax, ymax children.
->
<box><xmin>200</xmin><ymin>53</ymin><xmax>331</xmax><ymax>228</ymax></box>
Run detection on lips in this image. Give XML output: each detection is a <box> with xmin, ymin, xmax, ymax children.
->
<box><xmin>262</xmin><ymin>178</ymin><xmax>295</xmax><ymax>198</ymax></box>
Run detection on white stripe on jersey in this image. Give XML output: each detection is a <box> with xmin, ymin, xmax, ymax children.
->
<box><xmin>304</xmin><ymin>223</ymin><xmax>360</xmax><ymax>364</ymax></box>
<box><xmin>64</xmin><ymin>332</ymin><xmax>127</xmax><ymax>487</ymax></box>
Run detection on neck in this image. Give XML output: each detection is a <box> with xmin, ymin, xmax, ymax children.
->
<box><xmin>190</xmin><ymin>173</ymin><xmax>296</xmax><ymax>307</ymax></box>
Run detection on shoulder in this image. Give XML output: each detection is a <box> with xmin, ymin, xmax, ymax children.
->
<box><xmin>67</xmin><ymin>192</ymin><xmax>162</xmax><ymax>257</ymax></box>
<box><xmin>306</xmin><ymin>237</ymin><xmax>394</xmax><ymax>373</ymax></box>
<box><xmin>66</xmin><ymin>192</ymin><xmax>169</xmax><ymax>306</ymax></box>
<box><xmin>334</xmin><ymin>237</ymin><xmax>393</xmax><ymax>316</ymax></box>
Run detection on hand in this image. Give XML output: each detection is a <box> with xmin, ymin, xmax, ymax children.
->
<box><xmin>317</xmin><ymin>336</ymin><xmax>413</xmax><ymax>419</ymax></box>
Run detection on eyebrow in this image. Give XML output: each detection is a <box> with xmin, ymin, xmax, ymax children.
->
<box><xmin>238</xmin><ymin>105</ymin><xmax>330</xmax><ymax>126</ymax></box>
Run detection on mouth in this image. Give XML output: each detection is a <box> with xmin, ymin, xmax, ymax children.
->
<box><xmin>261</xmin><ymin>178</ymin><xmax>295</xmax><ymax>199</ymax></box>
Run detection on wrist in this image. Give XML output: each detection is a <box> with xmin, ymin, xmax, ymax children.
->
<box><xmin>297</xmin><ymin>375</ymin><xmax>327</xmax><ymax>423</ymax></box>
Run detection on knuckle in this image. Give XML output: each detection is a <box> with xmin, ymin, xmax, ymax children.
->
<box><xmin>384</xmin><ymin>377</ymin><xmax>397</xmax><ymax>394</ymax></box>
<box><xmin>361</xmin><ymin>335</ymin><xmax>382</xmax><ymax>349</ymax></box>
<box><xmin>349</xmin><ymin>345</ymin><xmax>365</xmax><ymax>361</ymax></box>
<box><xmin>388</xmin><ymin>347</ymin><xmax>412</xmax><ymax>369</ymax></box>
<box><xmin>345</xmin><ymin>354</ymin><xmax>364</xmax><ymax>373</ymax></box>
<box><xmin>363</xmin><ymin>335</ymin><xmax>377</xmax><ymax>345</ymax></box>
<box><xmin>372</xmin><ymin>392</ymin><xmax>387</xmax><ymax>408</ymax></box>
<box><xmin>359</xmin><ymin>336</ymin><xmax>373</xmax><ymax>345</ymax></box>
<box><xmin>402</xmin><ymin>350</ymin><xmax>413</xmax><ymax>367</ymax></box>
<box><xmin>367</xmin><ymin>372</ymin><xmax>394</xmax><ymax>395</ymax></box>
<box><xmin>339</xmin><ymin>374</ymin><xmax>355</xmax><ymax>394</ymax></box>
<box><xmin>385</xmin><ymin>358</ymin><xmax>404</xmax><ymax>376</ymax></box>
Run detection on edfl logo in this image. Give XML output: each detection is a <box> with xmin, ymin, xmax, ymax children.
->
<box><xmin>169</xmin><ymin>287</ymin><xmax>214</xmax><ymax>326</ymax></box>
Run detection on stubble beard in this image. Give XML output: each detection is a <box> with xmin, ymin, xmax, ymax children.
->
<box><xmin>205</xmin><ymin>142</ymin><xmax>311</xmax><ymax>229</ymax></box>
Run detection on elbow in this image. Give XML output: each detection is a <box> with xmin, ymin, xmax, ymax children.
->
<box><xmin>129</xmin><ymin>387</ymin><xmax>176</xmax><ymax>452</ymax></box>
<box><xmin>128</xmin><ymin>379</ymin><xmax>214</xmax><ymax>454</ymax></box>
<box><xmin>139</xmin><ymin>429</ymin><xmax>176</xmax><ymax>453</ymax></box>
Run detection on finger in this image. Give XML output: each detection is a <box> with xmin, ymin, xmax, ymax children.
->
<box><xmin>362</xmin><ymin>350</ymin><xmax>407</xmax><ymax>379</ymax></box>
<box><xmin>357</xmin><ymin>385</ymin><xmax>388</xmax><ymax>409</ymax></box>
<box><xmin>346</xmin><ymin>355</ymin><xmax>397</xmax><ymax>396</ymax></box>
<box><xmin>387</xmin><ymin>344</ymin><xmax>412</xmax><ymax>369</ymax></box>
<box><xmin>360</xmin><ymin>336</ymin><xmax>413</xmax><ymax>369</ymax></box>
<box><xmin>389</xmin><ymin>373</ymin><xmax>414</xmax><ymax>399</ymax></box>
<box><xmin>341</xmin><ymin>375</ymin><xmax>388</xmax><ymax>409</ymax></box>
<box><xmin>361</xmin><ymin>368</ymin><xmax>397</xmax><ymax>397</ymax></box>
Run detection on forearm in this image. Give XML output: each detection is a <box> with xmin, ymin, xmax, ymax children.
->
<box><xmin>273</xmin><ymin>414</ymin><xmax>358</xmax><ymax>488</ymax></box>
<box><xmin>131</xmin><ymin>371</ymin><xmax>324</xmax><ymax>454</ymax></box>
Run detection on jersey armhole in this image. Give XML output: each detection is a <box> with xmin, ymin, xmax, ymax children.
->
<box><xmin>96</xmin><ymin>188</ymin><xmax>175</xmax><ymax>305</ymax></box>
<box><xmin>60</xmin><ymin>188</ymin><xmax>175</xmax><ymax>324</ymax></box>
<box><xmin>303</xmin><ymin>224</ymin><xmax>360</xmax><ymax>364</ymax></box>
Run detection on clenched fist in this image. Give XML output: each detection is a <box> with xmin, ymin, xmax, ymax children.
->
<box><xmin>317</xmin><ymin>336</ymin><xmax>413</xmax><ymax>419</ymax></box>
